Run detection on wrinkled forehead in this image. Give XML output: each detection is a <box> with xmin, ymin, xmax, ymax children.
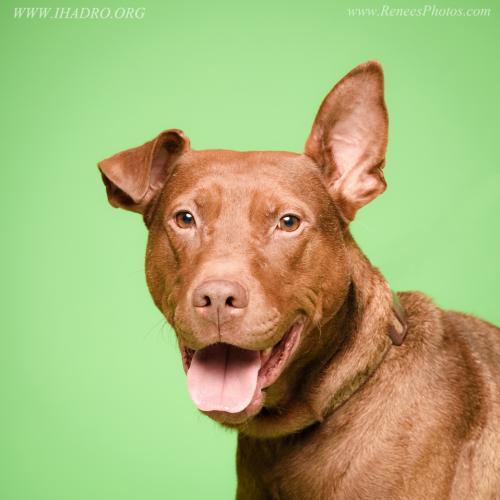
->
<box><xmin>163</xmin><ymin>150</ymin><xmax>327</xmax><ymax>212</ymax></box>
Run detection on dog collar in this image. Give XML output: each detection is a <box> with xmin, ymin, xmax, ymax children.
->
<box><xmin>321</xmin><ymin>291</ymin><xmax>408</xmax><ymax>420</ymax></box>
<box><xmin>388</xmin><ymin>291</ymin><xmax>408</xmax><ymax>346</ymax></box>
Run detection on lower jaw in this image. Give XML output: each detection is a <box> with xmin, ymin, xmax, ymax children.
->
<box><xmin>179</xmin><ymin>318</ymin><xmax>305</xmax><ymax>424</ymax></box>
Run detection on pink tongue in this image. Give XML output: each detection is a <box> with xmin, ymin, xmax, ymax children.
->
<box><xmin>187</xmin><ymin>343</ymin><xmax>262</xmax><ymax>413</ymax></box>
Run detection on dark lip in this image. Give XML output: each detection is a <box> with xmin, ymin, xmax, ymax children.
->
<box><xmin>177</xmin><ymin>317</ymin><xmax>306</xmax><ymax>419</ymax></box>
<box><xmin>257</xmin><ymin>318</ymin><xmax>305</xmax><ymax>389</ymax></box>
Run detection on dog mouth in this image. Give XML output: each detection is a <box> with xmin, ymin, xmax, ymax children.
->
<box><xmin>178</xmin><ymin>318</ymin><xmax>305</xmax><ymax>416</ymax></box>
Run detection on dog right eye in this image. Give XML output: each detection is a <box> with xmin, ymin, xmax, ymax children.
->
<box><xmin>175</xmin><ymin>211</ymin><xmax>195</xmax><ymax>229</ymax></box>
<box><xmin>279</xmin><ymin>214</ymin><xmax>301</xmax><ymax>232</ymax></box>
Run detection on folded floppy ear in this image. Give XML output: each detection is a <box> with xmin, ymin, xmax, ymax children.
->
<box><xmin>305</xmin><ymin>61</ymin><xmax>388</xmax><ymax>221</ymax></box>
<box><xmin>98</xmin><ymin>129</ymin><xmax>190</xmax><ymax>214</ymax></box>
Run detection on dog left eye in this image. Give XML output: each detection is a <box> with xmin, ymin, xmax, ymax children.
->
<box><xmin>175</xmin><ymin>210</ymin><xmax>195</xmax><ymax>228</ymax></box>
<box><xmin>279</xmin><ymin>214</ymin><xmax>301</xmax><ymax>232</ymax></box>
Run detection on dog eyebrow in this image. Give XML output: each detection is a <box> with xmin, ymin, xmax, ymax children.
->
<box><xmin>263</xmin><ymin>206</ymin><xmax>279</xmax><ymax>218</ymax></box>
<box><xmin>193</xmin><ymin>190</ymin><xmax>212</xmax><ymax>209</ymax></box>
<box><xmin>255</xmin><ymin>193</ymin><xmax>313</xmax><ymax>221</ymax></box>
<box><xmin>167</xmin><ymin>183</ymin><xmax>220</xmax><ymax>209</ymax></box>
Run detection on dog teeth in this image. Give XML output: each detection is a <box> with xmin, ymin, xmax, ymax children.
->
<box><xmin>261</xmin><ymin>347</ymin><xmax>273</xmax><ymax>363</ymax></box>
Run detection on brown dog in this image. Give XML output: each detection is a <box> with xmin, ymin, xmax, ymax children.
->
<box><xmin>98</xmin><ymin>61</ymin><xmax>500</xmax><ymax>499</ymax></box>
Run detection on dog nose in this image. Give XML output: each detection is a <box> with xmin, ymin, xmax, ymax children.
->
<box><xmin>192</xmin><ymin>280</ymin><xmax>248</xmax><ymax>324</ymax></box>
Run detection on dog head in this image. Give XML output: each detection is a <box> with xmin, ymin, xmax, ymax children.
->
<box><xmin>98</xmin><ymin>61</ymin><xmax>388</xmax><ymax>426</ymax></box>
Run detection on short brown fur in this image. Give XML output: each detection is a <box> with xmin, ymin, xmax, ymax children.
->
<box><xmin>98</xmin><ymin>61</ymin><xmax>500</xmax><ymax>499</ymax></box>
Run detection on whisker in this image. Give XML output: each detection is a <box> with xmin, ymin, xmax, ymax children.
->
<box><xmin>142</xmin><ymin>317</ymin><xmax>167</xmax><ymax>342</ymax></box>
<box><xmin>159</xmin><ymin>320</ymin><xmax>176</xmax><ymax>345</ymax></box>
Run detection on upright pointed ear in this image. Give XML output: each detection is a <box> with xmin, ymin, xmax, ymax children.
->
<box><xmin>98</xmin><ymin>129</ymin><xmax>190</xmax><ymax>214</ymax></box>
<box><xmin>305</xmin><ymin>61</ymin><xmax>388</xmax><ymax>221</ymax></box>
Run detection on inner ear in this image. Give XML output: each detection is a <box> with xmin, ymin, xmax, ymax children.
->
<box><xmin>146</xmin><ymin>130</ymin><xmax>190</xmax><ymax>197</ymax></box>
<box><xmin>101</xmin><ymin>173</ymin><xmax>136</xmax><ymax>209</ymax></box>
<box><xmin>305</xmin><ymin>61</ymin><xmax>388</xmax><ymax>221</ymax></box>
<box><xmin>98</xmin><ymin>129</ymin><xmax>190</xmax><ymax>215</ymax></box>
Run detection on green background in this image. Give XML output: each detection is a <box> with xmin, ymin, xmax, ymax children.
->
<box><xmin>1</xmin><ymin>0</ymin><xmax>498</xmax><ymax>499</ymax></box>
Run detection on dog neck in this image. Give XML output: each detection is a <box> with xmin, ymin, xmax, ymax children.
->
<box><xmin>240</xmin><ymin>232</ymin><xmax>398</xmax><ymax>439</ymax></box>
